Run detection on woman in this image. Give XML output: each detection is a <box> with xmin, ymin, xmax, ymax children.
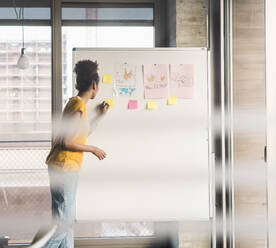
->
<box><xmin>39</xmin><ymin>60</ymin><xmax>109</xmax><ymax>247</ymax></box>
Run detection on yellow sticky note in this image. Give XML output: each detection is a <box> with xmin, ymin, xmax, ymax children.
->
<box><xmin>147</xmin><ymin>100</ymin><xmax>157</xmax><ymax>110</ymax></box>
<box><xmin>167</xmin><ymin>96</ymin><xmax>177</xmax><ymax>105</ymax></box>
<box><xmin>103</xmin><ymin>74</ymin><xmax>112</xmax><ymax>83</ymax></box>
<box><xmin>105</xmin><ymin>98</ymin><xmax>114</xmax><ymax>108</ymax></box>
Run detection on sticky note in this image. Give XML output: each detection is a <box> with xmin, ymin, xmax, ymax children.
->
<box><xmin>167</xmin><ymin>96</ymin><xmax>177</xmax><ymax>105</ymax></box>
<box><xmin>128</xmin><ymin>100</ymin><xmax>138</xmax><ymax>110</ymax></box>
<box><xmin>103</xmin><ymin>74</ymin><xmax>112</xmax><ymax>83</ymax></box>
<box><xmin>105</xmin><ymin>98</ymin><xmax>114</xmax><ymax>108</ymax></box>
<box><xmin>147</xmin><ymin>100</ymin><xmax>157</xmax><ymax>110</ymax></box>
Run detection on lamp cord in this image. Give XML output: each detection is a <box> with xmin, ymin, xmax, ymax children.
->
<box><xmin>12</xmin><ymin>0</ymin><xmax>25</xmax><ymax>49</ymax></box>
<box><xmin>12</xmin><ymin>0</ymin><xmax>19</xmax><ymax>20</ymax></box>
<box><xmin>22</xmin><ymin>6</ymin><xmax>24</xmax><ymax>48</ymax></box>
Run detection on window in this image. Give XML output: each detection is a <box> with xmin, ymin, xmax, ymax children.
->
<box><xmin>61</xmin><ymin>4</ymin><xmax>154</xmax><ymax>104</ymax></box>
<box><xmin>0</xmin><ymin>26</ymin><xmax>52</xmax><ymax>243</ymax></box>
<box><xmin>0</xmin><ymin>26</ymin><xmax>52</xmax><ymax>144</ymax></box>
<box><xmin>62</xmin><ymin>26</ymin><xmax>154</xmax><ymax>102</ymax></box>
<box><xmin>0</xmin><ymin>3</ymin><xmax>52</xmax><ymax>243</ymax></box>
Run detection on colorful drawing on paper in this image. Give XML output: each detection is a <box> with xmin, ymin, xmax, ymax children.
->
<box><xmin>143</xmin><ymin>64</ymin><xmax>169</xmax><ymax>99</ymax></box>
<box><xmin>114</xmin><ymin>63</ymin><xmax>137</xmax><ymax>97</ymax></box>
<box><xmin>170</xmin><ymin>64</ymin><xmax>194</xmax><ymax>99</ymax></box>
<box><xmin>118</xmin><ymin>87</ymin><xmax>136</xmax><ymax>96</ymax></box>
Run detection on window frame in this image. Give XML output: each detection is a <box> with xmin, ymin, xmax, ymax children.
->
<box><xmin>0</xmin><ymin>0</ymin><xmax>51</xmax><ymax>25</ymax></box>
<box><xmin>61</xmin><ymin>2</ymin><xmax>154</xmax><ymax>27</ymax></box>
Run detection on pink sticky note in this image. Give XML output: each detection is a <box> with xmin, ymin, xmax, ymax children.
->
<box><xmin>128</xmin><ymin>100</ymin><xmax>138</xmax><ymax>110</ymax></box>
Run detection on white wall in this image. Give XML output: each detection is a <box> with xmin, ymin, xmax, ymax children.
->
<box><xmin>266</xmin><ymin>0</ymin><xmax>276</xmax><ymax>247</ymax></box>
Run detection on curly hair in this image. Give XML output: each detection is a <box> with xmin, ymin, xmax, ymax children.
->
<box><xmin>74</xmin><ymin>60</ymin><xmax>99</xmax><ymax>92</ymax></box>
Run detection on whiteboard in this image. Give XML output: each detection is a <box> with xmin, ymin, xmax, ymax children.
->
<box><xmin>73</xmin><ymin>48</ymin><xmax>210</xmax><ymax>221</ymax></box>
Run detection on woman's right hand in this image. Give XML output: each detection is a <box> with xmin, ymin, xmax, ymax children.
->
<box><xmin>89</xmin><ymin>146</ymin><xmax>106</xmax><ymax>160</ymax></box>
<box><xmin>97</xmin><ymin>101</ymin><xmax>109</xmax><ymax>115</ymax></box>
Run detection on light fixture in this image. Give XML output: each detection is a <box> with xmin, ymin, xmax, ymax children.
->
<box><xmin>13</xmin><ymin>1</ymin><xmax>29</xmax><ymax>70</ymax></box>
<box><xmin>17</xmin><ymin>48</ymin><xmax>29</xmax><ymax>69</ymax></box>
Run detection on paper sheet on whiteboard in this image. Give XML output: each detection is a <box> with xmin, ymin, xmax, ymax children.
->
<box><xmin>143</xmin><ymin>64</ymin><xmax>169</xmax><ymax>99</ymax></box>
<box><xmin>115</xmin><ymin>63</ymin><xmax>137</xmax><ymax>97</ymax></box>
<box><xmin>170</xmin><ymin>64</ymin><xmax>194</xmax><ymax>99</ymax></box>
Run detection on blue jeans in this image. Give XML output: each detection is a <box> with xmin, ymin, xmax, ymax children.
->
<box><xmin>44</xmin><ymin>167</ymin><xmax>79</xmax><ymax>248</ymax></box>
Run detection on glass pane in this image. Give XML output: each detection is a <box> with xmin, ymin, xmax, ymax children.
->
<box><xmin>0</xmin><ymin>26</ymin><xmax>51</xmax><ymax>142</ymax></box>
<box><xmin>62</xmin><ymin>26</ymin><xmax>154</xmax><ymax>103</ymax></box>
<box><xmin>0</xmin><ymin>8</ymin><xmax>50</xmax><ymax>20</ymax></box>
<box><xmin>62</xmin><ymin>8</ymin><xmax>153</xmax><ymax>20</ymax></box>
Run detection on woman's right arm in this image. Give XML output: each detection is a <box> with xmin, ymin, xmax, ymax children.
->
<box><xmin>88</xmin><ymin>101</ymin><xmax>110</xmax><ymax>136</ymax></box>
<box><xmin>63</xmin><ymin>139</ymin><xmax>106</xmax><ymax>160</ymax></box>
<box><xmin>62</xmin><ymin>111</ymin><xmax>106</xmax><ymax>160</ymax></box>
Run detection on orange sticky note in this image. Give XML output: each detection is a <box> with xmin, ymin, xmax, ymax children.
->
<box><xmin>105</xmin><ymin>98</ymin><xmax>114</xmax><ymax>108</ymax></box>
<box><xmin>147</xmin><ymin>100</ymin><xmax>157</xmax><ymax>110</ymax></box>
<box><xmin>103</xmin><ymin>74</ymin><xmax>112</xmax><ymax>83</ymax></box>
<box><xmin>167</xmin><ymin>96</ymin><xmax>177</xmax><ymax>105</ymax></box>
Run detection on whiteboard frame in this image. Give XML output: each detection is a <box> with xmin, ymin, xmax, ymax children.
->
<box><xmin>72</xmin><ymin>47</ymin><xmax>213</xmax><ymax>221</ymax></box>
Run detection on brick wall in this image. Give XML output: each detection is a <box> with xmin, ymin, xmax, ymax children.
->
<box><xmin>174</xmin><ymin>0</ymin><xmax>210</xmax><ymax>247</ymax></box>
<box><xmin>176</xmin><ymin>0</ymin><xmax>207</xmax><ymax>47</ymax></box>
<box><xmin>232</xmin><ymin>0</ymin><xmax>267</xmax><ymax>247</ymax></box>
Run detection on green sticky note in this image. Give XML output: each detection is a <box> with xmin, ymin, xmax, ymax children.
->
<box><xmin>147</xmin><ymin>100</ymin><xmax>157</xmax><ymax>110</ymax></box>
<box><xmin>102</xmin><ymin>74</ymin><xmax>112</xmax><ymax>83</ymax></box>
<box><xmin>167</xmin><ymin>96</ymin><xmax>177</xmax><ymax>105</ymax></box>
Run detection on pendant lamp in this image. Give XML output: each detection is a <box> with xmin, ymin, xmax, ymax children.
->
<box><xmin>14</xmin><ymin>3</ymin><xmax>29</xmax><ymax>70</ymax></box>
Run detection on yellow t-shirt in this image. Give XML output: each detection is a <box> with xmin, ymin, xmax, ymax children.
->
<box><xmin>46</xmin><ymin>96</ymin><xmax>89</xmax><ymax>171</ymax></box>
